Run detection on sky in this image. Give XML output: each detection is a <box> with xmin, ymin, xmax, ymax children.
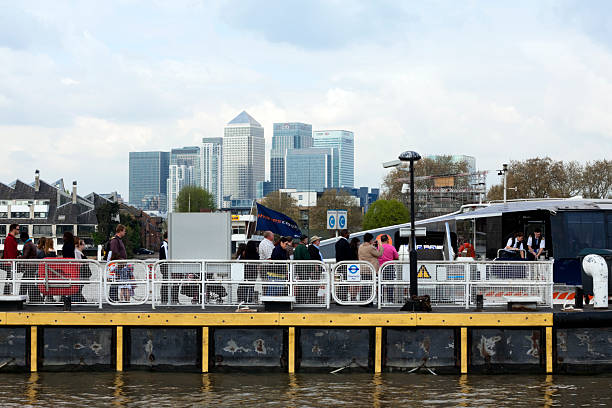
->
<box><xmin>1</xmin><ymin>0</ymin><xmax>611</xmax><ymax>197</ymax></box>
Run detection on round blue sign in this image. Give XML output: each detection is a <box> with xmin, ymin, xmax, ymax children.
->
<box><xmin>338</xmin><ymin>215</ymin><xmax>346</xmax><ymax>228</ymax></box>
<box><xmin>328</xmin><ymin>215</ymin><xmax>335</xmax><ymax>228</ymax></box>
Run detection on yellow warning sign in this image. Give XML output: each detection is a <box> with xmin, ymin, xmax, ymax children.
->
<box><xmin>417</xmin><ymin>265</ymin><xmax>431</xmax><ymax>279</ymax></box>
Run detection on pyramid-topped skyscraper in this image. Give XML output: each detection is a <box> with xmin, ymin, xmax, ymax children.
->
<box><xmin>222</xmin><ymin>111</ymin><xmax>265</xmax><ymax>203</ymax></box>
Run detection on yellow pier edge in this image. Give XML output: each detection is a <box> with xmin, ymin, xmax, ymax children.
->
<box><xmin>2</xmin><ymin>312</ymin><xmax>553</xmax><ymax>327</ymax></box>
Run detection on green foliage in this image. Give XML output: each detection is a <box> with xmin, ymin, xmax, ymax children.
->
<box><xmin>119</xmin><ymin>213</ymin><xmax>141</xmax><ymax>258</ymax></box>
<box><xmin>363</xmin><ymin>199</ymin><xmax>410</xmax><ymax>230</ymax></box>
<box><xmin>93</xmin><ymin>202</ymin><xmax>120</xmax><ymax>245</ymax></box>
<box><xmin>176</xmin><ymin>186</ymin><xmax>216</xmax><ymax>212</ymax></box>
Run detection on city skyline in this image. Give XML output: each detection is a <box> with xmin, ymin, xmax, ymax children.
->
<box><xmin>2</xmin><ymin>2</ymin><xmax>611</xmax><ymax>198</ymax></box>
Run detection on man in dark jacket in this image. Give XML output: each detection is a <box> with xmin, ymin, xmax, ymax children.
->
<box><xmin>19</xmin><ymin>231</ymin><xmax>42</xmax><ymax>302</ymax></box>
<box><xmin>335</xmin><ymin>229</ymin><xmax>352</xmax><ymax>262</ymax></box>
<box><xmin>293</xmin><ymin>235</ymin><xmax>310</xmax><ymax>261</ymax></box>
<box><xmin>108</xmin><ymin>224</ymin><xmax>127</xmax><ymax>302</ymax></box>
<box><xmin>159</xmin><ymin>231</ymin><xmax>178</xmax><ymax>304</ymax></box>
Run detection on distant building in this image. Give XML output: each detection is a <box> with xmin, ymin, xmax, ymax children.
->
<box><xmin>167</xmin><ymin>146</ymin><xmax>201</xmax><ymax>212</ymax></box>
<box><xmin>284</xmin><ymin>148</ymin><xmax>333</xmax><ymax>192</ymax></box>
<box><xmin>167</xmin><ymin>165</ymin><xmax>194</xmax><ymax>213</ymax></box>
<box><xmin>128</xmin><ymin>151</ymin><xmax>169</xmax><ymax>212</ymax></box>
<box><xmin>270</xmin><ymin>122</ymin><xmax>313</xmax><ymax>192</ymax></box>
<box><xmin>201</xmin><ymin>138</ymin><xmax>223</xmax><ymax>208</ymax></box>
<box><xmin>222</xmin><ymin>111</ymin><xmax>265</xmax><ymax>202</ymax></box>
<box><xmin>0</xmin><ymin>171</ymin><xmax>102</xmax><ymax>251</ymax></box>
<box><xmin>343</xmin><ymin>187</ymin><xmax>380</xmax><ymax>213</ymax></box>
<box><xmin>313</xmin><ymin>130</ymin><xmax>354</xmax><ymax>188</ymax></box>
<box><xmin>256</xmin><ymin>181</ymin><xmax>274</xmax><ymax>200</ymax></box>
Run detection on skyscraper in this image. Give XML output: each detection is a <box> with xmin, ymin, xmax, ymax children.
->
<box><xmin>222</xmin><ymin>111</ymin><xmax>265</xmax><ymax>202</ymax></box>
<box><xmin>284</xmin><ymin>148</ymin><xmax>333</xmax><ymax>192</ymax></box>
<box><xmin>270</xmin><ymin>122</ymin><xmax>313</xmax><ymax>192</ymax></box>
<box><xmin>128</xmin><ymin>151</ymin><xmax>170</xmax><ymax>211</ymax></box>
<box><xmin>167</xmin><ymin>164</ymin><xmax>194</xmax><ymax>213</ymax></box>
<box><xmin>312</xmin><ymin>130</ymin><xmax>355</xmax><ymax>188</ymax></box>
<box><xmin>167</xmin><ymin>146</ymin><xmax>201</xmax><ymax>212</ymax></box>
<box><xmin>201</xmin><ymin>137</ymin><xmax>223</xmax><ymax>208</ymax></box>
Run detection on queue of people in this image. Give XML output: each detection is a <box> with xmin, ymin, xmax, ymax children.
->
<box><xmin>1</xmin><ymin>223</ymin><xmax>94</xmax><ymax>302</ymax></box>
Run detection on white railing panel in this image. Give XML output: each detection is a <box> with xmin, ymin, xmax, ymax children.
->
<box><xmin>104</xmin><ymin>260</ymin><xmax>149</xmax><ymax>305</ymax></box>
<box><xmin>331</xmin><ymin>261</ymin><xmax>376</xmax><ymax>305</ymax></box>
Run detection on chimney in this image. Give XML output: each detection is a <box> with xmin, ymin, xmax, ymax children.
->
<box><xmin>34</xmin><ymin>170</ymin><xmax>40</xmax><ymax>192</ymax></box>
<box><xmin>72</xmin><ymin>181</ymin><xmax>77</xmax><ymax>204</ymax></box>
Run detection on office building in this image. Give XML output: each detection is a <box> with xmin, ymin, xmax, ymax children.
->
<box><xmin>270</xmin><ymin>122</ymin><xmax>313</xmax><ymax>192</ymax></box>
<box><xmin>284</xmin><ymin>148</ymin><xmax>333</xmax><ymax>192</ymax></box>
<box><xmin>201</xmin><ymin>138</ymin><xmax>223</xmax><ymax>208</ymax></box>
<box><xmin>167</xmin><ymin>164</ymin><xmax>195</xmax><ymax>213</ymax></box>
<box><xmin>312</xmin><ymin>130</ymin><xmax>354</xmax><ymax>188</ymax></box>
<box><xmin>222</xmin><ymin>111</ymin><xmax>265</xmax><ymax>202</ymax></box>
<box><xmin>128</xmin><ymin>151</ymin><xmax>169</xmax><ymax>211</ymax></box>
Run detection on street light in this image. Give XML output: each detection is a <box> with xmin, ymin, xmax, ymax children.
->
<box><xmin>398</xmin><ymin>151</ymin><xmax>421</xmax><ymax>297</ymax></box>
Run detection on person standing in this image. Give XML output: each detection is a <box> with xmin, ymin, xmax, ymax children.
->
<box><xmin>62</xmin><ymin>231</ymin><xmax>75</xmax><ymax>258</ymax></box>
<box><xmin>335</xmin><ymin>229</ymin><xmax>352</xmax><ymax>262</ymax></box>
<box><xmin>74</xmin><ymin>238</ymin><xmax>85</xmax><ymax>260</ymax></box>
<box><xmin>108</xmin><ymin>224</ymin><xmax>128</xmax><ymax>302</ymax></box>
<box><xmin>358</xmin><ymin>233</ymin><xmax>384</xmax><ymax>272</ymax></box>
<box><xmin>504</xmin><ymin>232</ymin><xmax>526</xmax><ymax>259</ymax></box>
<box><xmin>43</xmin><ymin>239</ymin><xmax>57</xmax><ymax>257</ymax></box>
<box><xmin>20</xmin><ymin>231</ymin><xmax>37</xmax><ymax>259</ymax></box>
<box><xmin>527</xmin><ymin>229</ymin><xmax>545</xmax><ymax>260</ymax></box>
<box><xmin>266</xmin><ymin>237</ymin><xmax>290</xmax><ymax>296</ymax></box>
<box><xmin>72</xmin><ymin>238</ymin><xmax>89</xmax><ymax>303</ymax></box>
<box><xmin>258</xmin><ymin>231</ymin><xmax>275</xmax><ymax>260</ymax></box>
<box><xmin>35</xmin><ymin>237</ymin><xmax>46</xmax><ymax>259</ymax></box>
<box><xmin>293</xmin><ymin>235</ymin><xmax>310</xmax><ymax>261</ymax></box>
<box><xmin>238</xmin><ymin>240</ymin><xmax>260</xmax><ymax>303</ymax></box>
<box><xmin>2</xmin><ymin>224</ymin><xmax>19</xmax><ymax>259</ymax></box>
<box><xmin>308</xmin><ymin>236</ymin><xmax>324</xmax><ymax>262</ymax></box>
<box><xmin>159</xmin><ymin>231</ymin><xmax>178</xmax><ymax>305</ymax></box>
<box><xmin>378</xmin><ymin>235</ymin><xmax>399</xmax><ymax>304</ymax></box>
<box><xmin>19</xmin><ymin>231</ymin><xmax>42</xmax><ymax>302</ymax></box>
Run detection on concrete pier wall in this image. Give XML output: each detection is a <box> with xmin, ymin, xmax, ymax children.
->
<box><xmin>0</xmin><ymin>311</ymin><xmax>609</xmax><ymax>374</ymax></box>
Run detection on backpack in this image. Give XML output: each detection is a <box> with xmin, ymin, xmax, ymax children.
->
<box><xmin>102</xmin><ymin>237</ymin><xmax>116</xmax><ymax>261</ymax></box>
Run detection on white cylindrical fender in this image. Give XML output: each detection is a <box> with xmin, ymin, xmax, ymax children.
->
<box><xmin>582</xmin><ymin>254</ymin><xmax>609</xmax><ymax>309</ymax></box>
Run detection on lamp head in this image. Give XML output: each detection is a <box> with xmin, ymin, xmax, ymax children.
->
<box><xmin>398</xmin><ymin>151</ymin><xmax>421</xmax><ymax>162</ymax></box>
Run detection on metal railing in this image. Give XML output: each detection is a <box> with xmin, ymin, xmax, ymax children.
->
<box><xmin>0</xmin><ymin>259</ymin><xmax>553</xmax><ymax>309</ymax></box>
<box><xmin>331</xmin><ymin>261</ymin><xmax>377</xmax><ymax>305</ymax></box>
<box><xmin>150</xmin><ymin>260</ymin><xmax>330</xmax><ymax>309</ymax></box>
<box><xmin>378</xmin><ymin>260</ymin><xmax>554</xmax><ymax>309</ymax></box>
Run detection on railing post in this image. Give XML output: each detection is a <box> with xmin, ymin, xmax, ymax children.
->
<box><xmin>98</xmin><ymin>261</ymin><xmax>104</xmax><ymax>309</ymax></box>
<box><xmin>464</xmin><ymin>263</ymin><xmax>470</xmax><ymax>309</ymax></box>
<box><xmin>151</xmin><ymin>261</ymin><xmax>156</xmax><ymax>310</ymax></box>
<box><xmin>201</xmin><ymin>261</ymin><xmax>206</xmax><ymax>310</ymax></box>
<box><xmin>12</xmin><ymin>260</ymin><xmax>17</xmax><ymax>296</ymax></box>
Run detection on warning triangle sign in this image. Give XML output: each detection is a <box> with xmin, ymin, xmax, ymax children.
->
<box><xmin>417</xmin><ymin>265</ymin><xmax>431</xmax><ymax>279</ymax></box>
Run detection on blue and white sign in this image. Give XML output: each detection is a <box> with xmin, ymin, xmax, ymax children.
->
<box><xmin>347</xmin><ymin>264</ymin><xmax>361</xmax><ymax>281</ymax></box>
<box><xmin>326</xmin><ymin>210</ymin><xmax>338</xmax><ymax>230</ymax></box>
<box><xmin>337</xmin><ymin>210</ymin><xmax>347</xmax><ymax>229</ymax></box>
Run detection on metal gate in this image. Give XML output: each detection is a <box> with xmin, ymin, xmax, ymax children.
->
<box><xmin>331</xmin><ymin>261</ymin><xmax>376</xmax><ymax>305</ymax></box>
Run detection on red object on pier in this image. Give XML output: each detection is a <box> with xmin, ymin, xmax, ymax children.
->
<box><xmin>37</xmin><ymin>258</ymin><xmax>81</xmax><ymax>296</ymax></box>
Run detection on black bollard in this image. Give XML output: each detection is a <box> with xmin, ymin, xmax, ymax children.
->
<box><xmin>63</xmin><ymin>296</ymin><xmax>72</xmax><ymax>311</ymax></box>
<box><xmin>574</xmin><ymin>287</ymin><xmax>584</xmax><ymax>309</ymax></box>
<box><xmin>476</xmin><ymin>294</ymin><xmax>484</xmax><ymax>311</ymax></box>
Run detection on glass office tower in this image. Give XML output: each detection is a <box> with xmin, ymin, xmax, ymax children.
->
<box><xmin>167</xmin><ymin>146</ymin><xmax>201</xmax><ymax>212</ymax></box>
<box><xmin>284</xmin><ymin>148</ymin><xmax>333</xmax><ymax>192</ymax></box>
<box><xmin>222</xmin><ymin>111</ymin><xmax>265</xmax><ymax>201</ymax></box>
<box><xmin>270</xmin><ymin>122</ymin><xmax>313</xmax><ymax>192</ymax></box>
<box><xmin>128</xmin><ymin>151</ymin><xmax>169</xmax><ymax>211</ymax></box>
<box><xmin>312</xmin><ymin>130</ymin><xmax>354</xmax><ymax>188</ymax></box>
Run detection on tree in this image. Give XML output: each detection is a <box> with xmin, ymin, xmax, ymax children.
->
<box><xmin>486</xmin><ymin>157</ymin><xmax>612</xmax><ymax>200</ymax></box>
<box><xmin>93</xmin><ymin>202</ymin><xmax>120</xmax><ymax>245</ymax></box>
<box><xmin>363</xmin><ymin>199</ymin><xmax>410</xmax><ymax>230</ymax></box>
<box><xmin>382</xmin><ymin>156</ymin><xmax>471</xmax><ymax>201</ymax></box>
<box><xmin>259</xmin><ymin>191</ymin><xmax>300</xmax><ymax>221</ymax></box>
<box><xmin>309</xmin><ymin>189</ymin><xmax>363</xmax><ymax>239</ymax></box>
<box><xmin>583</xmin><ymin>159</ymin><xmax>612</xmax><ymax>199</ymax></box>
<box><xmin>119</xmin><ymin>212</ymin><xmax>141</xmax><ymax>258</ymax></box>
<box><xmin>176</xmin><ymin>186</ymin><xmax>216</xmax><ymax>212</ymax></box>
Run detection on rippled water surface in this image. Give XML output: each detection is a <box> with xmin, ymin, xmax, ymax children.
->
<box><xmin>0</xmin><ymin>372</ymin><xmax>610</xmax><ymax>407</ymax></box>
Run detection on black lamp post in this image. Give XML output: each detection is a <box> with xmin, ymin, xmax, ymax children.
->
<box><xmin>398</xmin><ymin>150</ymin><xmax>421</xmax><ymax>297</ymax></box>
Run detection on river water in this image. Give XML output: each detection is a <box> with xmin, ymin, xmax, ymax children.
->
<box><xmin>0</xmin><ymin>372</ymin><xmax>610</xmax><ymax>407</ymax></box>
